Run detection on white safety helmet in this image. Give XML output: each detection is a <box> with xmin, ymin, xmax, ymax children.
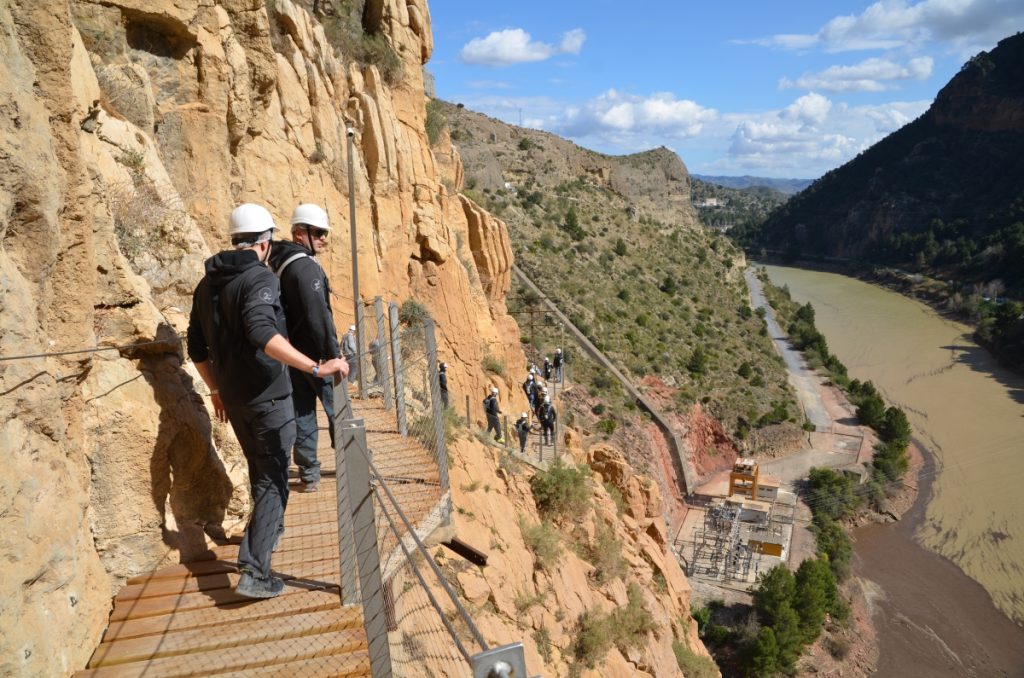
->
<box><xmin>229</xmin><ymin>203</ymin><xmax>277</xmax><ymax>236</ymax></box>
<box><xmin>544</xmin><ymin>395</ymin><xmax>550</xmax><ymax>403</ymax></box>
<box><xmin>440</xmin><ymin>362</ymin><xmax>447</xmax><ymax>371</ymax></box>
<box><xmin>521</xmin><ymin>412</ymin><xmax>528</xmax><ymax>419</ymax></box>
<box><xmin>491</xmin><ymin>387</ymin><xmax>499</xmax><ymax>394</ymax></box>
<box><xmin>349</xmin><ymin>325</ymin><xmax>356</xmax><ymax>332</ymax></box>
<box><xmin>556</xmin><ymin>348</ymin><xmax>562</xmax><ymax>353</ymax></box>
<box><xmin>528</xmin><ymin>374</ymin><xmax>535</xmax><ymax>380</ymax></box>
<box><xmin>291</xmin><ymin>203</ymin><xmax>330</xmax><ymax>231</ymax></box>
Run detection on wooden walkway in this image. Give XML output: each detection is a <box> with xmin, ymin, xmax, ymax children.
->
<box><xmin>74</xmin><ymin>395</ymin><xmax>445</xmax><ymax>677</ymax></box>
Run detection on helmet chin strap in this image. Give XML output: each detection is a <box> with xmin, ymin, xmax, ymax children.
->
<box><xmin>304</xmin><ymin>225</ymin><xmax>315</xmax><ymax>255</ymax></box>
<box><xmin>258</xmin><ymin>238</ymin><xmax>272</xmax><ymax>264</ymax></box>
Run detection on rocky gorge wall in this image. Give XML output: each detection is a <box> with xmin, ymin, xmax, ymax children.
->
<box><xmin>0</xmin><ymin>1</ymin><xmax>707</xmax><ymax>675</ymax></box>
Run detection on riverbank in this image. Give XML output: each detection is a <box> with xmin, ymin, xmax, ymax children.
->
<box><xmin>762</xmin><ymin>263</ymin><xmax>1024</xmax><ymax>676</ymax></box>
<box><xmin>752</xmin><ymin>254</ymin><xmax>1024</xmax><ymax>378</ymax></box>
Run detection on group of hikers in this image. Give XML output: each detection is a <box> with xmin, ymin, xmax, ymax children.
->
<box><xmin>480</xmin><ymin>350</ymin><xmax>564</xmax><ymax>455</ymax></box>
<box><xmin>187</xmin><ymin>202</ymin><xmax>350</xmax><ymax>600</ymax></box>
<box><xmin>186</xmin><ymin>202</ymin><xmax>567</xmax><ymax>599</ymax></box>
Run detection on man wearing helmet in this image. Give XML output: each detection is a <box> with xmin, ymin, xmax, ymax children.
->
<box><xmin>483</xmin><ymin>386</ymin><xmax>503</xmax><ymax>443</ymax></box>
<box><xmin>267</xmin><ymin>203</ymin><xmax>340</xmax><ymax>493</ymax></box>
<box><xmin>515</xmin><ymin>412</ymin><xmax>531</xmax><ymax>455</ymax></box>
<box><xmin>538</xmin><ymin>395</ymin><xmax>557</xmax><ymax>446</ymax></box>
<box><xmin>341</xmin><ymin>324</ymin><xmax>358</xmax><ymax>384</ymax></box>
<box><xmin>438</xmin><ymin>362</ymin><xmax>449</xmax><ymax>409</ymax></box>
<box><xmin>187</xmin><ymin>203</ymin><xmax>348</xmax><ymax>599</ymax></box>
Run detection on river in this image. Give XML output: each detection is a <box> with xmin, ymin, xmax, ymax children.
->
<box><xmin>762</xmin><ymin>264</ymin><xmax>1024</xmax><ymax>676</ymax></box>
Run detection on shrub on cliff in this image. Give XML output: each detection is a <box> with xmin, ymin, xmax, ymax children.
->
<box><xmin>530</xmin><ymin>460</ymin><xmax>589</xmax><ymax>519</ymax></box>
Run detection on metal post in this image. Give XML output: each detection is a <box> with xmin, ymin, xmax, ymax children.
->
<box><xmin>423</xmin><ymin>318</ymin><xmax>450</xmax><ymax>492</ymax></box>
<box><xmin>336</xmin><ymin>374</ymin><xmax>353</xmax><ymax>421</ymax></box>
<box><xmin>333</xmin><ymin>409</ymin><xmax>360</xmax><ymax>605</ymax></box>
<box><xmin>465</xmin><ymin>394</ymin><xmax>471</xmax><ymax>429</ymax></box>
<box><xmin>338</xmin><ymin>418</ymin><xmax>391</xmax><ymax>676</ymax></box>
<box><xmin>355</xmin><ymin>303</ymin><xmax>366</xmax><ymax>399</ymax></box>
<box><xmin>388</xmin><ymin>302</ymin><xmax>407</xmax><ymax>437</ymax></box>
<box><xmin>552</xmin><ymin>409</ymin><xmax>558</xmax><ymax>459</ymax></box>
<box><xmin>346</xmin><ymin>125</ymin><xmax>366</xmax><ymax>400</ymax></box>
<box><xmin>374</xmin><ymin>296</ymin><xmax>393</xmax><ymax>410</ymax></box>
<box><xmin>503</xmin><ymin>415</ymin><xmax>509</xmax><ymax>450</ymax></box>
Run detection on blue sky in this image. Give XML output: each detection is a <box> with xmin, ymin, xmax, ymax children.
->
<box><xmin>427</xmin><ymin>0</ymin><xmax>1024</xmax><ymax>179</ymax></box>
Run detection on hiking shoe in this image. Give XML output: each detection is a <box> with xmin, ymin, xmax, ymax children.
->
<box><xmin>235</xmin><ymin>572</ymin><xmax>285</xmax><ymax>599</ymax></box>
<box><xmin>298</xmin><ymin>480</ymin><xmax>320</xmax><ymax>493</ymax></box>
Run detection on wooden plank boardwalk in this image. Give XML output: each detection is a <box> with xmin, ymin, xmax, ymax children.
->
<box><xmin>74</xmin><ymin>395</ymin><xmax>445</xmax><ymax>677</ymax></box>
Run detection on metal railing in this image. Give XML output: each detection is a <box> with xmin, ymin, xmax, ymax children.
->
<box><xmin>333</xmin><ymin>301</ymin><xmax>533</xmax><ymax>677</ymax></box>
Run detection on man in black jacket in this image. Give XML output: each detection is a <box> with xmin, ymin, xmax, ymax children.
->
<box><xmin>438</xmin><ymin>362</ymin><xmax>449</xmax><ymax>409</ymax></box>
<box><xmin>268</xmin><ymin>203</ymin><xmax>340</xmax><ymax>492</ymax></box>
<box><xmin>484</xmin><ymin>387</ymin><xmax>503</xmax><ymax>443</ymax></box>
<box><xmin>187</xmin><ymin>203</ymin><xmax>348</xmax><ymax>599</ymax></box>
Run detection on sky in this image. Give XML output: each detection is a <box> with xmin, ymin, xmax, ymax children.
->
<box><xmin>427</xmin><ymin>0</ymin><xmax>1024</xmax><ymax>179</ymax></box>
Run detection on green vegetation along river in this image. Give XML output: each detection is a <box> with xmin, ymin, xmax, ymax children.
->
<box><xmin>762</xmin><ymin>265</ymin><xmax>1024</xmax><ymax>628</ymax></box>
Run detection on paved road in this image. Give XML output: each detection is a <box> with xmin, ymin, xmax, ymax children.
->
<box><xmin>745</xmin><ymin>268</ymin><xmax>832</xmax><ymax>433</ymax></box>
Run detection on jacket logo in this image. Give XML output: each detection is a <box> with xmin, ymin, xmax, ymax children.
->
<box><xmin>312</xmin><ymin>279</ymin><xmax>322</xmax><ymax>292</ymax></box>
<box><xmin>258</xmin><ymin>286</ymin><xmax>274</xmax><ymax>303</ymax></box>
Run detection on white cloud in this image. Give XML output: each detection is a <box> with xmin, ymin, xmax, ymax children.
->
<box><xmin>710</xmin><ymin>95</ymin><xmax>931</xmax><ymax>175</ymax></box>
<box><xmin>553</xmin><ymin>90</ymin><xmax>718</xmax><ymax>142</ymax></box>
<box><xmin>560</xmin><ymin>28</ymin><xmax>586</xmax><ymax>55</ymax></box>
<box><xmin>467</xmin><ymin>80</ymin><xmax>513</xmax><ymax>89</ymax></box>
<box><xmin>780</xmin><ymin>56</ymin><xmax>934</xmax><ymax>92</ymax></box>
<box><xmin>749</xmin><ymin>0</ymin><xmax>1024</xmax><ymax>55</ymax></box>
<box><xmin>781</xmin><ymin>92</ymin><xmax>833</xmax><ymax>127</ymax></box>
<box><xmin>459</xmin><ymin>28</ymin><xmax>587</xmax><ymax>66</ymax></box>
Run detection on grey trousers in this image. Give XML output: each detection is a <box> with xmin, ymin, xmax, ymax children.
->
<box><xmin>289</xmin><ymin>368</ymin><xmax>333</xmax><ymax>483</ymax></box>
<box><xmin>228</xmin><ymin>397</ymin><xmax>296</xmax><ymax>580</ymax></box>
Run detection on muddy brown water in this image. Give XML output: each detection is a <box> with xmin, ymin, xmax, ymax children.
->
<box><xmin>763</xmin><ymin>265</ymin><xmax>1024</xmax><ymax>676</ymax></box>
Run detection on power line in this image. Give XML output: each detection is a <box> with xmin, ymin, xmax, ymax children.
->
<box><xmin>0</xmin><ymin>337</ymin><xmax>182</xmax><ymax>363</ymax></box>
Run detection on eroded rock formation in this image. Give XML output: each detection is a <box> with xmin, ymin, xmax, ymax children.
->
<box><xmin>0</xmin><ymin>1</ymin><xmax>706</xmax><ymax>675</ymax></box>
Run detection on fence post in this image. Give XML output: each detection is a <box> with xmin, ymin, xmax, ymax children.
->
<box><xmin>374</xmin><ymin>296</ymin><xmax>393</xmax><ymax>410</ymax></box>
<box><xmin>465</xmin><ymin>394</ymin><xmax>471</xmax><ymax>429</ymax></box>
<box><xmin>332</xmin><ymin>405</ymin><xmax>360</xmax><ymax>605</ymax></box>
<box><xmin>355</xmin><ymin>303</ymin><xmax>367</xmax><ymax>399</ymax></box>
<box><xmin>336</xmin><ymin>373</ymin><xmax>353</xmax><ymax>421</ymax></box>
<box><xmin>337</xmin><ymin>417</ymin><xmax>392</xmax><ymax>676</ymax></box>
<box><xmin>423</xmin><ymin>318</ymin><xmax>450</xmax><ymax>495</ymax></box>
<box><xmin>388</xmin><ymin>302</ymin><xmax>407</xmax><ymax>437</ymax></box>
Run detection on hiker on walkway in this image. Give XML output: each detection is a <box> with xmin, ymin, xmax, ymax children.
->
<box><xmin>515</xmin><ymin>412</ymin><xmax>531</xmax><ymax>455</ymax></box>
<box><xmin>187</xmin><ymin>203</ymin><xmax>348</xmax><ymax>599</ymax></box>
<box><xmin>538</xmin><ymin>395</ymin><xmax>557</xmax><ymax>445</ymax></box>
<box><xmin>369</xmin><ymin>338</ymin><xmax>386</xmax><ymax>386</ymax></box>
<box><xmin>267</xmin><ymin>203</ymin><xmax>340</xmax><ymax>493</ymax></box>
<box><xmin>484</xmin><ymin>387</ymin><xmax>503</xmax><ymax>443</ymax></box>
<box><xmin>543</xmin><ymin>356</ymin><xmax>552</xmax><ymax>381</ymax></box>
<box><xmin>342</xmin><ymin>324</ymin><xmax>358</xmax><ymax>383</ymax></box>
<box><xmin>438</xmin><ymin>362</ymin><xmax>449</xmax><ymax>409</ymax></box>
<box><xmin>522</xmin><ymin>373</ymin><xmax>537</xmax><ymax>411</ymax></box>
<box><xmin>553</xmin><ymin>348</ymin><xmax>564</xmax><ymax>382</ymax></box>
<box><xmin>535</xmin><ymin>386</ymin><xmax>548</xmax><ymax>419</ymax></box>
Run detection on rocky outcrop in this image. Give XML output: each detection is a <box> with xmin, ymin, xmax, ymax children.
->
<box><xmin>440</xmin><ymin>102</ymin><xmax>701</xmax><ymax>231</ymax></box>
<box><xmin>445</xmin><ymin>435</ymin><xmax>709</xmax><ymax>676</ymax></box>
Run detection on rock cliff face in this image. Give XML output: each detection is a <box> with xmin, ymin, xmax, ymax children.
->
<box><xmin>0</xmin><ymin>0</ymin><xmax>517</xmax><ymax>673</ymax></box>
<box><xmin>0</xmin><ymin>1</ymin><xmax>706</xmax><ymax>676</ymax></box>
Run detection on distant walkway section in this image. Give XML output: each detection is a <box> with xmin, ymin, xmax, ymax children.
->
<box><xmin>745</xmin><ymin>267</ymin><xmax>831</xmax><ymax>432</ymax></box>
<box><xmin>512</xmin><ymin>265</ymin><xmax>696</xmax><ymax>496</ymax></box>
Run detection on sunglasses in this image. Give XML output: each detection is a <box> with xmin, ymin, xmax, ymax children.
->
<box><xmin>309</xmin><ymin>229</ymin><xmax>329</xmax><ymax>239</ymax></box>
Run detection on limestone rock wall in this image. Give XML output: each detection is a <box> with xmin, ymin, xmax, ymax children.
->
<box><xmin>0</xmin><ymin>0</ymin><xmax>703</xmax><ymax>675</ymax></box>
